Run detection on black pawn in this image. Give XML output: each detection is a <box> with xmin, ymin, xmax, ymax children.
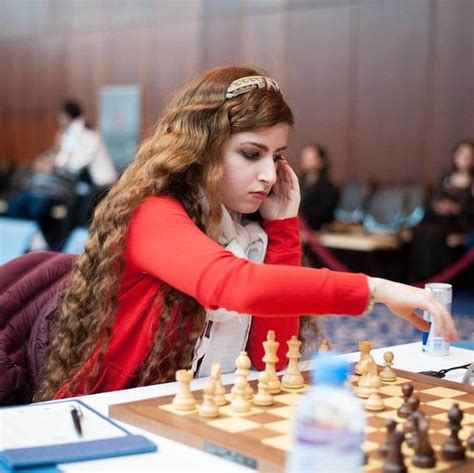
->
<box><xmin>397</xmin><ymin>384</ymin><xmax>414</xmax><ymax>419</ymax></box>
<box><xmin>441</xmin><ymin>403</ymin><xmax>466</xmax><ymax>461</ymax></box>
<box><xmin>403</xmin><ymin>396</ymin><xmax>420</xmax><ymax>433</ymax></box>
<box><xmin>383</xmin><ymin>430</ymin><xmax>407</xmax><ymax>473</ymax></box>
<box><xmin>412</xmin><ymin>415</ymin><xmax>436</xmax><ymax>469</ymax></box>
<box><xmin>380</xmin><ymin>419</ymin><xmax>397</xmax><ymax>457</ymax></box>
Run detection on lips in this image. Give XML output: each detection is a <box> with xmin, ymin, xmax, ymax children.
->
<box><xmin>250</xmin><ymin>191</ymin><xmax>268</xmax><ymax>200</ymax></box>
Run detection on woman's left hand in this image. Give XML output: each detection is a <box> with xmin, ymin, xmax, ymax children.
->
<box><xmin>260</xmin><ymin>159</ymin><xmax>301</xmax><ymax>220</ymax></box>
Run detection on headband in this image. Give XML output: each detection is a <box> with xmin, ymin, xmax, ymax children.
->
<box><xmin>225</xmin><ymin>75</ymin><xmax>280</xmax><ymax>99</ymax></box>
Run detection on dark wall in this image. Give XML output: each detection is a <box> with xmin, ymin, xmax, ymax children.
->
<box><xmin>0</xmin><ymin>0</ymin><xmax>473</xmax><ymax>185</ymax></box>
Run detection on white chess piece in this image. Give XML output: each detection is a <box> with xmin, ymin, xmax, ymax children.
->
<box><xmin>253</xmin><ymin>371</ymin><xmax>273</xmax><ymax>406</ymax></box>
<box><xmin>211</xmin><ymin>361</ymin><xmax>227</xmax><ymax>406</ymax></box>
<box><xmin>379</xmin><ymin>351</ymin><xmax>397</xmax><ymax>382</ymax></box>
<box><xmin>281</xmin><ymin>336</ymin><xmax>304</xmax><ymax>389</ymax></box>
<box><xmin>172</xmin><ymin>369</ymin><xmax>196</xmax><ymax>411</ymax></box>
<box><xmin>354</xmin><ymin>340</ymin><xmax>372</xmax><ymax>376</ymax></box>
<box><xmin>198</xmin><ymin>379</ymin><xmax>220</xmax><ymax>417</ymax></box>
<box><xmin>263</xmin><ymin>331</ymin><xmax>281</xmax><ymax>394</ymax></box>
<box><xmin>230</xmin><ymin>376</ymin><xmax>252</xmax><ymax>413</ymax></box>
<box><xmin>231</xmin><ymin>351</ymin><xmax>254</xmax><ymax>400</ymax></box>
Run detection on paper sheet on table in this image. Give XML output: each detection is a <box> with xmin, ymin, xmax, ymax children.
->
<box><xmin>0</xmin><ymin>401</ymin><xmax>126</xmax><ymax>450</ymax></box>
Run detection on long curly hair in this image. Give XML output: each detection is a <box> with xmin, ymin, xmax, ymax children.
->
<box><xmin>35</xmin><ymin>65</ymin><xmax>307</xmax><ymax>400</ymax></box>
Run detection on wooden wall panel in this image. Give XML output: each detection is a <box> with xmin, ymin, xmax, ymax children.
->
<box><xmin>201</xmin><ymin>0</ymin><xmax>243</xmax><ymax>68</ymax></box>
<box><xmin>240</xmin><ymin>9</ymin><xmax>287</xmax><ymax>84</ymax></box>
<box><xmin>427</xmin><ymin>0</ymin><xmax>474</xmax><ymax>182</ymax></box>
<box><xmin>35</xmin><ymin>38</ymin><xmax>67</xmax><ymax>110</ymax></box>
<box><xmin>149</xmin><ymin>20</ymin><xmax>203</xmax><ymax>132</ymax></box>
<box><xmin>0</xmin><ymin>0</ymin><xmax>37</xmax><ymax>41</ymax></box>
<box><xmin>286</xmin><ymin>5</ymin><xmax>353</xmax><ymax>182</ymax></box>
<box><xmin>65</xmin><ymin>33</ymin><xmax>107</xmax><ymax>127</ymax></box>
<box><xmin>353</xmin><ymin>0</ymin><xmax>431</xmax><ymax>183</ymax></box>
<box><xmin>0</xmin><ymin>0</ymin><xmax>473</xmax><ymax>188</ymax></box>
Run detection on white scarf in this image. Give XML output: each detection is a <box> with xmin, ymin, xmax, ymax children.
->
<box><xmin>191</xmin><ymin>206</ymin><xmax>268</xmax><ymax>377</ymax></box>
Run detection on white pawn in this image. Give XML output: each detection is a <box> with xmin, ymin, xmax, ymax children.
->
<box><xmin>253</xmin><ymin>371</ymin><xmax>274</xmax><ymax>406</ymax></box>
<box><xmin>379</xmin><ymin>351</ymin><xmax>397</xmax><ymax>382</ymax></box>
<box><xmin>263</xmin><ymin>330</ymin><xmax>281</xmax><ymax>394</ymax></box>
<box><xmin>231</xmin><ymin>376</ymin><xmax>252</xmax><ymax>413</ymax></box>
<box><xmin>281</xmin><ymin>336</ymin><xmax>304</xmax><ymax>389</ymax></box>
<box><xmin>172</xmin><ymin>369</ymin><xmax>196</xmax><ymax>411</ymax></box>
<box><xmin>364</xmin><ymin>375</ymin><xmax>384</xmax><ymax>411</ymax></box>
<box><xmin>198</xmin><ymin>379</ymin><xmax>220</xmax><ymax>418</ymax></box>
<box><xmin>211</xmin><ymin>361</ymin><xmax>227</xmax><ymax>406</ymax></box>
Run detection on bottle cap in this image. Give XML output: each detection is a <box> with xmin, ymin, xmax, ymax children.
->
<box><xmin>311</xmin><ymin>353</ymin><xmax>350</xmax><ymax>386</ymax></box>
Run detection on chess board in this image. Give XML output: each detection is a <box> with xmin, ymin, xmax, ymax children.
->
<box><xmin>109</xmin><ymin>367</ymin><xmax>474</xmax><ymax>472</ymax></box>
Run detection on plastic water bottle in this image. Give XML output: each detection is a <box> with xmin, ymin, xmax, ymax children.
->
<box><xmin>286</xmin><ymin>355</ymin><xmax>365</xmax><ymax>472</ymax></box>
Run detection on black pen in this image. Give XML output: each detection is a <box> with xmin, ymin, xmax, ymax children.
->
<box><xmin>70</xmin><ymin>405</ymin><xmax>83</xmax><ymax>436</ymax></box>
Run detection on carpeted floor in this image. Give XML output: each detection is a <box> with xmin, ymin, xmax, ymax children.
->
<box><xmin>318</xmin><ymin>289</ymin><xmax>474</xmax><ymax>353</ymax></box>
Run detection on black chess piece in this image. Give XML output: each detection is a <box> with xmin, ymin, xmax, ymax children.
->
<box><xmin>397</xmin><ymin>384</ymin><xmax>414</xmax><ymax>418</ymax></box>
<box><xmin>441</xmin><ymin>404</ymin><xmax>466</xmax><ymax>461</ymax></box>
<box><xmin>407</xmin><ymin>411</ymin><xmax>422</xmax><ymax>449</ymax></box>
<box><xmin>383</xmin><ymin>430</ymin><xmax>407</xmax><ymax>473</ymax></box>
<box><xmin>380</xmin><ymin>419</ymin><xmax>397</xmax><ymax>457</ymax></box>
<box><xmin>403</xmin><ymin>396</ymin><xmax>420</xmax><ymax>433</ymax></box>
<box><xmin>468</xmin><ymin>428</ymin><xmax>474</xmax><ymax>452</ymax></box>
<box><xmin>412</xmin><ymin>415</ymin><xmax>436</xmax><ymax>469</ymax></box>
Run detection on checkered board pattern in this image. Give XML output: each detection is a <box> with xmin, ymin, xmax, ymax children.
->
<box><xmin>109</xmin><ymin>367</ymin><xmax>474</xmax><ymax>472</ymax></box>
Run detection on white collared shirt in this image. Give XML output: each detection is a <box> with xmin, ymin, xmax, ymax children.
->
<box><xmin>55</xmin><ymin>118</ymin><xmax>118</xmax><ymax>186</ymax></box>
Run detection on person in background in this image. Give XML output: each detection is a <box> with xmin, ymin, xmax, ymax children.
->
<box><xmin>411</xmin><ymin>140</ymin><xmax>474</xmax><ymax>281</ymax></box>
<box><xmin>298</xmin><ymin>144</ymin><xmax>339</xmax><ymax>230</ymax></box>
<box><xmin>55</xmin><ymin>100</ymin><xmax>118</xmax><ymax>189</ymax></box>
<box><xmin>6</xmin><ymin>101</ymin><xmax>118</xmax><ymax>248</ymax></box>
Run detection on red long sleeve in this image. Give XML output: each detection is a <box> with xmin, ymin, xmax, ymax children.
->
<box><xmin>125</xmin><ymin>196</ymin><xmax>369</xmax><ymax>316</ymax></box>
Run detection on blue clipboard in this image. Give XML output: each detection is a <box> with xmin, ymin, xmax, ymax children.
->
<box><xmin>0</xmin><ymin>399</ymin><xmax>157</xmax><ymax>470</ymax></box>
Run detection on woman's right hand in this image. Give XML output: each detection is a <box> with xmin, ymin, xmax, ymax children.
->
<box><xmin>370</xmin><ymin>277</ymin><xmax>459</xmax><ymax>342</ymax></box>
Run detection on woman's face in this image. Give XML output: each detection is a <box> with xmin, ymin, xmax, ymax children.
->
<box><xmin>218</xmin><ymin>123</ymin><xmax>289</xmax><ymax>215</ymax></box>
<box><xmin>453</xmin><ymin>144</ymin><xmax>473</xmax><ymax>172</ymax></box>
<box><xmin>300</xmin><ymin>146</ymin><xmax>323</xmax><ymax>172</ymax></box>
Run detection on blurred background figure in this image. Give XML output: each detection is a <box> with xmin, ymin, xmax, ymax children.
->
<box><xmin>298</xmin><ymin>144</ymin><xmax>339</xmax><ymax>230</ymax></box>
<box><xmin>6</xmin><ymin>100</ymin><xmax>118</xmax><ymax>250</ymax></box>
<box><xmin>54</xmin><ymin>100</ymin><xmax>117</xmax><ymax>189</ymax></box>
<box><xmin>410</xmin><ymin>140</ymin><xmax>474</xmax><ymax>280</ymax></box>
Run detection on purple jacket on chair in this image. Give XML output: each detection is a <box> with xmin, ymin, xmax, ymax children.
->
<box><xmin>0</xmin><ymin>251</ymin><xmax>76</xmax><ymax>405</ymax></box>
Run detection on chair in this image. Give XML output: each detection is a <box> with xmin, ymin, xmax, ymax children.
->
<box><xmin>0</xmin><ymin>217</ymin><xmax>38</xmax><ymax>264</ymax></box>
<box><xmin>0</xmin><ymin>251</ymin><xmax>76</xmax><ymax>405</ymax></box>
<box><xmin>400</xmin><ymin>184</ymin><xmax>425</xmax><ymax>228</ymax></box>
<box><xmin>363</xmin><ymin>186</ymin><xmax>405</xmax><ymax>234</ymax></box>
<box><xmin>62</xmin><ymin>227</ymin><xmax>89</xmax><ymax>254</ymax></box>
<box><xmin>334</xmin><ymin>181</ymin><xmax>368</xmax><ymax>223</ymax></box>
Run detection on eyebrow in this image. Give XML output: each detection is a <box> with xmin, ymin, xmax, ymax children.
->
<box><xmin>239</xmin><ymin>141</ymin><xmax>287</xmax><ymax>153</ymax></box>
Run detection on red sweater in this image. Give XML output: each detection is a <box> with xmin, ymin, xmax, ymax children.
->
<box><xmin>54</xmin><ymin>196</ymin><xmax>368</xmax><ymax>398</ymax></box>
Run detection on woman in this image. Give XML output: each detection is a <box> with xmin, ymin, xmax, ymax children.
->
<box><xmin>35</xmin><ymin>66</ymin><xmax>457</xmax><ymax>401</ymax></box>
<box><xmin>411</xmin><ymin>140</ymin><xmax>474</xmax><ymax>280</ymax></box>
<box><xmin>298</xmin><ymin>143</ymin><xmax>339</xmax><ymax>230</ymax></box>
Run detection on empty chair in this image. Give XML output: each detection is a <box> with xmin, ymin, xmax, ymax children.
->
<box><xmin>363</xmin><ymin>186</ymin><xmax>405</xmax><ymax>234</ymax></box>
<box><xmin>334</xmin><ymin>181</ymin><xmax>367</xmax><ymax>223</ymax></box>
<box><xmin>0</xmin><ymin>217</ymin><xmax>38</xmax><ymax>264</ymax></box>
<box><xmin>62</xmin><ymin>227</ymin><xmax>89</xmax><ymax>254</ymax></box>
<box><xmin>400</xmin><ymin>184</ymin><xmax>425</xmax><ymax>228</ymax></box>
